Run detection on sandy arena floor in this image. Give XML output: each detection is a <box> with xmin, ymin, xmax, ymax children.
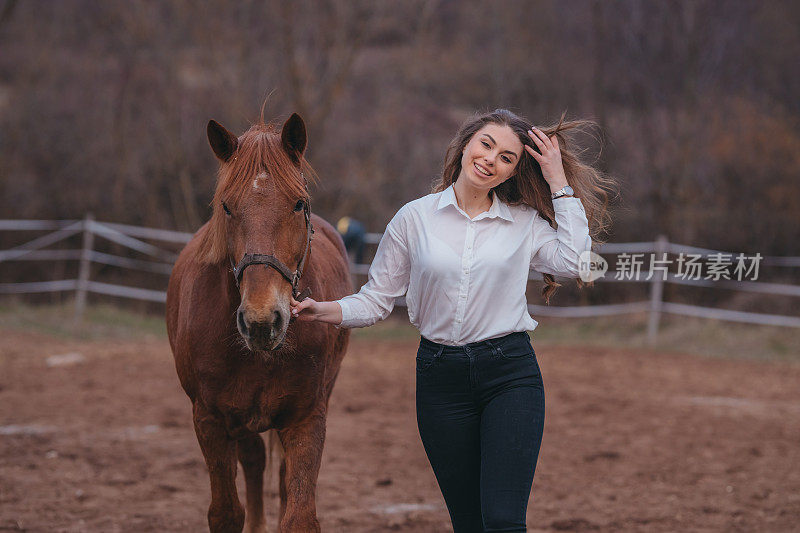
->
<box><xmin>1</xmin><ymin>324</ymin><xmax>799</xmax><ymax>532</ymax></box>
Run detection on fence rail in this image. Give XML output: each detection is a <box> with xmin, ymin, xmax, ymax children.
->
<box><xmin>1</xmin><ymin>215</ymin><xmax>799</xmax><ymax>341</ymax></box>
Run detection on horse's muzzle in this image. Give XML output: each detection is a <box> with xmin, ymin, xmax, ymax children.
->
<box><xmin>237</xmin><ymin>308</ymin><xmax>286</xmax><ymax>351</ymax></box>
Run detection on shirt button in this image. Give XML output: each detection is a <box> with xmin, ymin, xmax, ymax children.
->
<box><xmin>456</xmin><ymin>318</ymin><xmax>462</xmax><ymax>323</ymax></box>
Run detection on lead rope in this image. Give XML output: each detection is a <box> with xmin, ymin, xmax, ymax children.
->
<box><xmin>292</xmin><ymin>201</ymin><xmax>314</xmax><ymax>302</ymax></box>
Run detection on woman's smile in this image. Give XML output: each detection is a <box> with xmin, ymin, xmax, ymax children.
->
<box><xmin>473</xmin><ymin>161</ymin><xmax>493</xmax><ymax>177</ymax></box>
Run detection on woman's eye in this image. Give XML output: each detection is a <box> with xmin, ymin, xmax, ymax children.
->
<box><xmin>502</xmin><ymin>156</ymin><xmax>511</xmax><ymax>163</ymax></box>
<box><xmin>481</xmin><ymin>141</ymin><xmax>490</xmax><ymax>148</ymax></box>
<box><xmin>294</xmin><ymin>199</ymin><xmax>305</xmax><ymax>212</ymax></box>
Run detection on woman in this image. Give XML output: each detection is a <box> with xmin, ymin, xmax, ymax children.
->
<box><xmin>290</xmin><ymin>109</ymin><xmax>612</xmax><ymax>532</ymax></box>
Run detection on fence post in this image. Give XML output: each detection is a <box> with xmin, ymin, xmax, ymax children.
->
<box><xmin>647</xmin><ymin>234</ymin><xmax>668</xmax><ymax>345</ymax></box>
<box><xmin>74</xmin><ymin>212</ymin><xmax>95</xmax><ymax>323</ymax></box>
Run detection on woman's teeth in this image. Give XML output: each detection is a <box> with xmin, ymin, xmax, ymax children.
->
<box><xmin>474</xmin><ymin>162</ymin><xmax>492</xmax><ymax>176</ymax></box>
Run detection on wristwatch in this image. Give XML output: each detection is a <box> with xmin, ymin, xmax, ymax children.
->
<box><xmin>551</xmin><ymin>185</ymin><xmax>574</xmax><ymax>199</ymax></box>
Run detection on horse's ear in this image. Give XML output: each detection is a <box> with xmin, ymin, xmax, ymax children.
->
<box><xmin>207</xmin><ymin>120</ymin><xmax>238</xmax><ymax>162</ymax></box>
<box><xmin>281</xmin><ymin>113</ymin><xmax>307</xmax><ymax>164</ymax></box>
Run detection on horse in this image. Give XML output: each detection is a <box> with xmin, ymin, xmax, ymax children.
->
<box><xmin>166</xmin><ymin>112</ymin><xmax>352</xmax><ymax>532</ymax></box>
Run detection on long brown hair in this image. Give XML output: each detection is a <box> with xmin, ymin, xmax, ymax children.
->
<box><xmin>431</xmin><ymin>108</ymin><xmax>616</xmax><ymax>303</ymax></box>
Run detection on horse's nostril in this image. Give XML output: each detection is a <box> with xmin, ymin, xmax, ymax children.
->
<box><xmin>237</xmin><ymin>310</ymin><xmax>248</xmax><ymax>334</ymax></box>
<box><xmin>273</xmin><ymin>310</ymin><xmax>282</xmax><ymax>330</ymax></box>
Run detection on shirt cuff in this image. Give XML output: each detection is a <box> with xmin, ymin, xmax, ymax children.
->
<box><xmin>333</xmin><ymin>298</ymin><xmax>349</xmax><ymax>329</ymax></box>
<box><xmin>552</xmin><ymin>196</ymin><xmax>584</xmax><ymax>211</ymax></box>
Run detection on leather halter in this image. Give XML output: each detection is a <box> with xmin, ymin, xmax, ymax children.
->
<box><xmin>229</xmin><ymin>198</ymin><xmax>315</xmax><ymax>302</ymax></box>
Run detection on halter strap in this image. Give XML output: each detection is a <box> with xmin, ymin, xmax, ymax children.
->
<box><xmin>229</xmin><ymin>200</ymin><xmax>315</xmax><ymax>302</ymax></box>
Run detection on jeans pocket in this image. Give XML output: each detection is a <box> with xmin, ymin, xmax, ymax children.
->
<box><xmin>416</xmin><ymin>357</ymin><xmax>436</xmax><ymax>373</ymax></box>
<box><xmin>416</xmin><ymin>344</ymin><xmax>442</xmax><ymax>373</ymax></box>
<box><xmin>496</xmin><ymin>336</ymin><xmax>536</xmax><ymax>360</ymax></box>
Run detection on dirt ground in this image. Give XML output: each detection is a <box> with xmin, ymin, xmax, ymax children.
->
<box><xmin>1</xmin><ymin>324</ymin><xmax>799</xmax><ymax>532</ymax></box>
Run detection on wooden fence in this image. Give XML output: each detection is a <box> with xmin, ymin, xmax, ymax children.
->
<box><xmin>1</xmin><ymin>214</ymin><xmax>799</xmax><ymax>343</ymax></box>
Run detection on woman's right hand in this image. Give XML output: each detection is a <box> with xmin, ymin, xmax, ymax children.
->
<box><xmin>289</xmin><ymin>296</ymin><xmax>344</xmax><ymax>326</ymax></box>
<box><xmin>290</xmin><ymin>296</ymin><xmax>319</xmax><ymax>321</ymax></box>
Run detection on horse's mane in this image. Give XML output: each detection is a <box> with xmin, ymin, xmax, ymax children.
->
<box><xmin>196</xmin><ymin>120</ymin><xmax>317</xmax><ymax>265</ymax></box>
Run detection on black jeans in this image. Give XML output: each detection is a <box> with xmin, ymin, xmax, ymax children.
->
<box><xmin>416</xmin><ymin>331</ymin><xmax>545</xmax><ymax>533</ymax></box>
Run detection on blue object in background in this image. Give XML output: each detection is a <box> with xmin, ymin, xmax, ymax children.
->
<box><xmin>336</xmin><ymin>216</ymin><xmax>366</xmax><ymax>265</ymax></box>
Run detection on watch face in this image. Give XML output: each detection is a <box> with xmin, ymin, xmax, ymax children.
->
<box><xmin>564</xmin><ymin>185</ymin><xmax>574</xmax><ymax>195</ymax></box>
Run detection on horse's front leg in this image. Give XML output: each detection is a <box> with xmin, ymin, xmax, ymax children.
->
<box><xmin>193</xmin><ymin>403</ymin><xmax>245</xmax><ymax>533</ymax></box>
<box><xmin>237</xmin><ymin>433</ymin><xmax>267</xmax><ymax>533</ymax></box>
<box><xmin>277</xmin><ymin>413</ymin><xmax>326</xmax><ymax>532</ymax></box>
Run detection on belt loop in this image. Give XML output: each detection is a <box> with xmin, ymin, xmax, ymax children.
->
<box><xmin>484</xmin><ymin>338</ymin><xmax>498</xmax><ymax>358</ymax></box>
<box><xmin>434</xmin><ymin>344</ymin><xmax>445</xmax><ymax>361</ymax></box>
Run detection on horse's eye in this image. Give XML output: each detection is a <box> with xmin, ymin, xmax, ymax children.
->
<box><xmin>222</xmin><ymin>201</ymin><xmax>232</xmax><ymax>216</ymax></box>
<box><xmin>294</xmin><ymin>199</ymin><xmax>305</xmax><ymax>212</ymax></box>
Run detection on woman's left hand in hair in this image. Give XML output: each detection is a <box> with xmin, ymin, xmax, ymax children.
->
<box><xmin>525</xmin><ymin>127</ymin><xmax>569</xmax><ymax>193</ymax></box>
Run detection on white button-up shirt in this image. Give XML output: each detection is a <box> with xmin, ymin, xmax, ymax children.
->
<box><xmin>334</xmin><ymin>182</ymin><xmax>591</xmax><ymax>345</ymax></box>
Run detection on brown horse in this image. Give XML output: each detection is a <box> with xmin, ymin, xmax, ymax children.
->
<box><xmin>166</xmin><ymin>113</ymin><xmax>351</xmax><ymax>532</ymax></box>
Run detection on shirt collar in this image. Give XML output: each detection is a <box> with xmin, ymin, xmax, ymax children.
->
<box><xmin>436</xmin><ymin>182</ymin><xmax>514</xmax><ymax>222</ymax></box>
